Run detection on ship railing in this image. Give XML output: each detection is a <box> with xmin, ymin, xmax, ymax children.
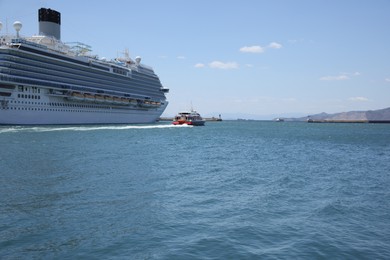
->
<box><xmin>10</xmin><ymin>36</ymin><xmax>74</xmax><ymax>57</ymax></box>
<box><xmin>138</xmin><ymin>63</ymin><xmax>153</xmax><ymax>70</ymax></box>
<box><xmin>11</xmin><ymin>38</ymin><xmax>48</xmax><ymax>50</ymax></box>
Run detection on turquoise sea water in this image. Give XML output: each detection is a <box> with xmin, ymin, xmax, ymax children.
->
<box><xmin>1</xmin><ymin>121</ymin><xmax>390</xmax><ymax>259</ymax></box>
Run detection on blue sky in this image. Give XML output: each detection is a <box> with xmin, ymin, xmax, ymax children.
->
<box><xmin>1</xmin><ymin>0</ymin><xmax>389</xmax><ymax>119</ymax></box>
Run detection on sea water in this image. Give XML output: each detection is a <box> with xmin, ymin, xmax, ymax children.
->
<box><xmin>1</xmin><ymin>121</ymin><xmax>389</xmax><ymax>259</ymax></box>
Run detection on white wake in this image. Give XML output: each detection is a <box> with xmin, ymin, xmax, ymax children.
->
<box><xmin>0</xmin><ymin>123</ymin><xmax>192</xmax><ymax>133</ymax></box>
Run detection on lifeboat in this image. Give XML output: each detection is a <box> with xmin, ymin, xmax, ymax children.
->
<box><xmin>95</xmin><ymin>95</ymin><xmax>105</xmax><ymax>103</ymax></box>
<box><xmin>68</xmin><ymin>92</ymin><xmax>85</xmax><ymax>101</ymax></box>
<box><xmin>84</xmin><ymin>93</ymin><xmax>95</xmax><ymax>102</ymax></box>
<box><xmin>129</xmin><ymin>99</ymin><xmax>138</xmax><ymax>106</ymax></box>
<box><xmin>104</xmin><ymin>96</ymin><xmax>114</xmax><ymax>102</ymax></box>
<box><xmin>113</xmin><ymin>97</ymin><xmax>123</xmax><ymax>104</ymax></box>
<box><xmin>121</xmin><ymin>97</ymin><xmax>130</xmax><ymax>104</ymax></box>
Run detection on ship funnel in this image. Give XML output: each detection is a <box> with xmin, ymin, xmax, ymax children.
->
<box><xmin>38</xmin><ymin>8</ymin><xmax>61</xmax><ymax>40</ymax></box>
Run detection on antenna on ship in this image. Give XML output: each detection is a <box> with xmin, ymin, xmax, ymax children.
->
<box><xmin>13</xmin><ymin>21</ymin><xmax>22</xmax><ymax>38</ymax></box>
<box><xmin>0</xmin><ymin>20</ymin><xmax>7</xmax><ymax>36</ymax></box>
<box><xmin>123</xmin><ymin>48</ymin><xmax>130</xmax><ymax>59</ymax></box>
<box><xmin>3</xmin><ymin>19</ymin><xmax>8</xmax><ymax>35</ymax></box>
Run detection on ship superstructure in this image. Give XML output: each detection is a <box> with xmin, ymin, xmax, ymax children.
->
<box><xmin>0</xmin><ymin>8</ymin><xmax>169</xmax><ymax>125</ymax></box>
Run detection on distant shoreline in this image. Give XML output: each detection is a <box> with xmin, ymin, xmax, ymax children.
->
<box><xmin>307</xmin><ymin>119</ymin><xmax>390</xmax><ymax>124</ymax></box>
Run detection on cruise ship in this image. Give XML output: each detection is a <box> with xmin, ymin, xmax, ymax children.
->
<box><xmin>0</xmin><ymin>8</ymin><xmax>169</xmax><ymax>125</ymax></box>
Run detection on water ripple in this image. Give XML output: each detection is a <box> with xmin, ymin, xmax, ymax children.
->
<box><xmin>1</xmin><ymin>121</ymin><xmax>390</xmax><ymax>258</ymax></box>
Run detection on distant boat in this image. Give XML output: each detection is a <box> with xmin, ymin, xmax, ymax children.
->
<box><xmin>173</xmin><ymin>110</ymin><xmax>205</xmax><ymax>126</ymax></box>
<box><xmin>274</xmin><ymin>118</ymin><xmax>285</xmax><ymax>122</ymax></box>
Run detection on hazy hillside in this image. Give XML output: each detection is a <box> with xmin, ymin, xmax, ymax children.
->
<box><xmin>284</xmin><ymin>107</ymin><xmax>390</xmax><ymax>122</ymax></box>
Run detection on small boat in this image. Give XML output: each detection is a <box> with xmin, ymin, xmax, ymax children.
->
<box><xmin>173</xmin><ymin>110</ymin><xmax>205</xmax><ymax>126</ymax></box>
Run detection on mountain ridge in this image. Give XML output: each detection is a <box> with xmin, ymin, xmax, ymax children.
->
<box><xmin>283</xmin><ymin>107</ymin><xmax>390</xmax><ymax>122</ymax></box>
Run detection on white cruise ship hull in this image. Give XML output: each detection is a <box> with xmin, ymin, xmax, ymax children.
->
<box><xmin>0</xmin><ymin>81</ymin><xmax>167</xmax><ymax>125</ymax></box>
<box><xmin>0</xmin><ymin>100</ymin><xmax>168</xmax><ymax>125</ymax></box>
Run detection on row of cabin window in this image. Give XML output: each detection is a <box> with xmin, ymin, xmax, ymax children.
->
<box><xmin>10</xmin><ymin>100</ymin><xmax>112</xmax><ymax>109</ymax></box>
<box><xmin>17</xmin><ymin>94</ymin><xmax>41</xmax><ymax>99</ymax></box>
<box><xmin>18</xmin><ymin>86</ymin><xmax>41</xmax><ymax>93</ymax></box>
<box><xmin>2</xmin><ymin>106</ymin><xmax>121</xmax><ymax>113</ymax></box>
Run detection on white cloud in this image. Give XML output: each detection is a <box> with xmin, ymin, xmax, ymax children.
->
<box><xmin>268</xmin><ymin>42</ymin><xmax>282</xmax><ymax>49</ymax></box>
<box><xmin>194</xmin><ymin>61</ymin><xmax>239</xmax><ymax>69</ymax></box>
<box><xmin>340</xmin><ymin>71</ymin><xmax>360</xmax><ymax>77</ymax></box>
<box><xmin>239</xmin><ymin>45</ymin><xmax>265</xmax><ymax>53</ymax></box>
<box><xmin>194</xmin><ymin>63</ymin><xmax>205</xmax><ymax>68</ymax></box>
<box><xmin>177</xmin><ymin>56</ymin><xmax>186</xmax><ymax>59</ymax></box>
<box><xmin>288</xmin><ymin>39</ymin><xmax>305</xmax><ymax>44</ymax></box>
<box><xmin>209</xmin><ymin>61</ymin><xmax>239</xmax><ymax>69</ymax></box>
<box><xmin>320</xmin><ymin>72</ymin><xmax>360</xmax><ymax>81</ymax></box>
<box><xmin>348</xmin><ymin>97</ymin><xmax>369</xmax><ymax>102</ymax></box>
<box><xmin>239</xmin><ymin>42</ymin><xmax>282</xmax><ymax>54</ymax></box>
<box><xmin>319</xmin><ymin>75</ymin><xmax>350</xmax><ymax>81</ymax></box>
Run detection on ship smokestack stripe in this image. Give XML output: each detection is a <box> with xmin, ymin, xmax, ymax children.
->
<box><xmin>38</xmin><ymin>8</ymin><xmax>61</xmax><ymax>40</ymax></box>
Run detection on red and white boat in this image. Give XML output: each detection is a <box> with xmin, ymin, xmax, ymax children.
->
<box><xmin>172</xmin><ymin>110</ymin><xmax>205</xmax><ymax>126</ymax></box>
